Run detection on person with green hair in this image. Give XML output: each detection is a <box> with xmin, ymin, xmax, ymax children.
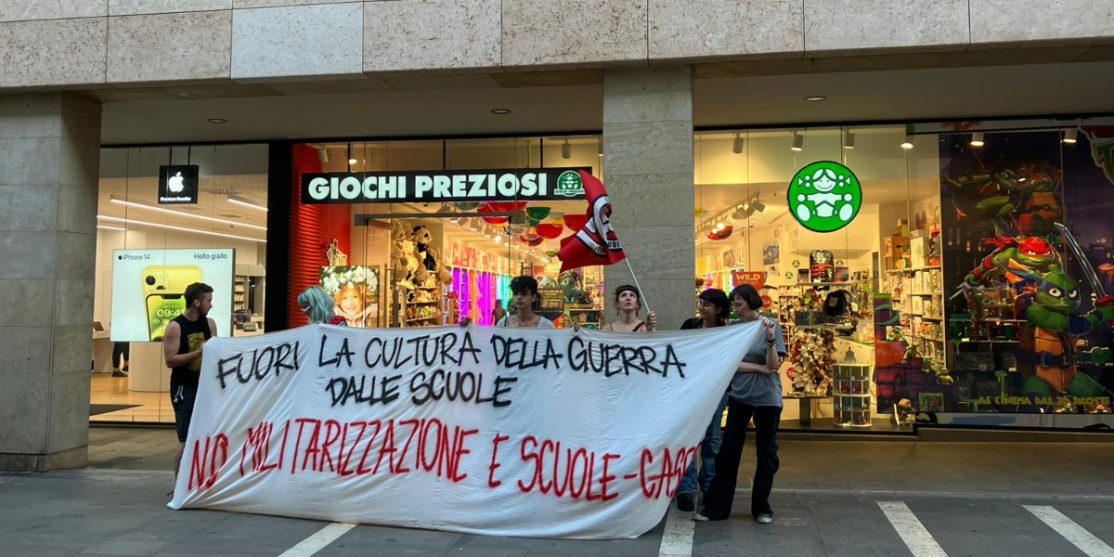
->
<box><xmin>298</xmin><ymin>286</ymin><xmax>347</xmax><ymax>326</ymax></box>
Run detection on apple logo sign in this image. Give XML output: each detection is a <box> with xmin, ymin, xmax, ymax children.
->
<box><xmin>168</xmin><ymin>171</ymin><xmax>185</xmax><ymax>193</ymax></box>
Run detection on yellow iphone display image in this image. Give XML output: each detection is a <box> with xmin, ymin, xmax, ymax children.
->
<box><xmin>142</xmin><ymin>265</ymin><xmax>203</xmax><ymax>341</ymax></box>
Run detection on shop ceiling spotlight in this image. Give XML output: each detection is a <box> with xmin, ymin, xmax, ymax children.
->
<box><xmin>970</xmin><ymin>132</ymin><xmax>985</xmax><ymax>147</ymax></box>
<box><xmin>900</xmin><ymin>135</ymin><xmax>914</xmax><ymax>150</ymax></box>
<box><xmin>597</xmin><ymin>140</ymin><xmax>603</xmax><ymax>158</ymax></box>
<box><xmin>842</xmin><ymin>130</ymin><xmax>855</xmax><ymax>150</ymax></box>
<box><xmin>561</xmin><ymin>139</ymin><xmax>571</xmax><ymax>159</ymax></box>
<box><xmin>348</xmin><ymin>158</ymin><xmax>358</xmax><ymax>165</ymax></box>
<box><xmin>110</xmin><ymin>196</ymin><xmax>266</xmax><ymax>231</ymax></box>
<box><xmin>97</xmin><ymin>215</ymin><xmax>265</xmax><ymax>243</ymax></box>
<box><xmin>227</xmin><ymin>195</ymin><xmax>267</xmax><ymax>212</ymax></box>
<box><xmin>1063</xmin><ymin>128</ymin><xmax>1078</xmax><ymax>144</ymax></box>
<box><xmin>733</xmin><ymin>133</ymin><xmax>744</xmax><ymax>154</ymax></box>
<box><xmin>791</xmin><ymin>131</ymin><xmax>804</xmax><ymax>152</ymax></box>
<box><xmin>317</xmin><ymin>147</ymin><xmax>329</xmax><ymax>164</ymax></box>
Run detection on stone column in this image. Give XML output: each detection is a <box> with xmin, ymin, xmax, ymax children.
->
<box><xmin>0</xmin><ymin>93</ymin><xmax>101</xmax><ymax>471</ymax></box>
<box><xmin>602</xmin><ymin>67</ymin><xmax>695</xmax><ymax>330</ymax></box>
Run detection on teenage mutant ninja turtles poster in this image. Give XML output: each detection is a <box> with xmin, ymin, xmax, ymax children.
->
<box><xmin>933</xmin><ymin>128</ymin><xmax>1114</xmax><ymax>415</ymax></box>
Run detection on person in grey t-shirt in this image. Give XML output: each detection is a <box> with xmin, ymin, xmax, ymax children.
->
<box><xmin>695</xmin><ymin>284</ymin><xmax>786</xmax><ymax>525</ymax></box>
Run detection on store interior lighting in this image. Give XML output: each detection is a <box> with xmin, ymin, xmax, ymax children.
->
<box><xmin>733</xmin><ymin>133</ymin><xmax>745</xmax><ymax>154</ymax></box>
<box><xmin>561</xmin><ymin>139</ymin><xmax>571</xmax><ymax>159</ymax></box>
<box><xmin>598</xmin><ymin>140</ymin><xmax>603</xmax><ymax>158</ymax></box>
<box><xmin>900</xmin><ymin>134</ymin><xmax>914</xmax><ymax>150</ymax></box>
<box><xmin>970</xmin><ymin>132</ymin><xmax>985</xmax><ymax>147</ymax></box>
<box><xmin>227</xmin><ymin>195</ymin><xmax>267</xmax><ymax>212</ymax></box>
<box><xmin>842</xmin><ymin>130</ymin><xmax>855</xmax><ymax>150</ymax></box>
<box><xmin>791</xmin><ymin>131</ymin><xmax>804</xmax><ymax>152</ymax></box>
<box><xmin>317</xmin><ymin>147</ymin><xmax>329</xmax><ymax>164</ymax></box>
<box><xmin>97</xmin><ymin>215</ymin><xmax>266</xmax><ymax>243</ymax></box>
<box><xmin>110</xmin><ymin>196</ymin><xmax>266</xmax><ymax>231</ymax></box>
<box><xmin>1063</xmin><ymin>128</ymin><xmax>1078</xmax><ymax>144</ymax></box>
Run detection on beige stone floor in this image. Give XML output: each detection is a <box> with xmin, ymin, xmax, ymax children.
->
<box><xmin>89</xmin><ymin>372</ymin><xmax>175</xmax><ymax>424</ymax></box>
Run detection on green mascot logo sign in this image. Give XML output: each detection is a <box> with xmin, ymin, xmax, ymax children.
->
<box><xmin>787</xmin><ymin>161</ymin><xmax>862</xmax><ymax>233</ymax></box>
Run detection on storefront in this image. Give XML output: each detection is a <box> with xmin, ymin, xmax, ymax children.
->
<box><xmin>87</xmin><ymin>119</ymin><xmax>1114</xmax><ymax>431</ymax></box>
<box><xmin>695</xmin><ymin>121</ymin><xmax>1114</xmax><ymax>430</ymax></box>
<box><xmin>89</xmin><ymin>136</ymin><xmax>608</xmax><ymax>423</ymax></box>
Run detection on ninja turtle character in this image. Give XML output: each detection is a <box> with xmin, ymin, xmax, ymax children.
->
<box><xmin>963</xmin><ymin>235</ymin><xmax>1059</xmax><ymax>293</ymax></box>
<box><xmin>1014</xmin><ymin>265</ymin><xmax>1114</xmax><ymax>400</ymax></box>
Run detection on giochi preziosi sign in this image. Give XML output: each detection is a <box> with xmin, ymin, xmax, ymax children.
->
<box><xmin>787</xmin><ymin>161</ymin><xmax>862</xmax><ymax>233</ymax></box>
<box><xmin>300</xmin><ymin>168</ymin><xmax>591</xmax><ymax>204</ymax></box>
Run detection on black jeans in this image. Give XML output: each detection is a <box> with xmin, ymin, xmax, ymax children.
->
<box><xmin>701</xmin><ymin>399</ymin><xmax>781</xmax><ymax>520</ymax></box>
<box><xmin>112</xmin><ymin>342</ymin><xmax>130</xmax><ymax>369</ymax></box>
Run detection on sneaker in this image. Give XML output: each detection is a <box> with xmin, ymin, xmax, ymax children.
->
<box><xmin>693</xmin><ymin>512</ymin><xmax>711</xmax><ymax>522</ymax></box>
<box><xmin>755</xmin><ymin>514</ymin><xmax>773</xmax><ymax>525</ymax></box>
<box><xmin>676</xmin><ymin>493</ymin><xmax>695</xmax><ymax>512</ymax></box>
<box><xmin>112</xmin><ymin>369</ymin><xmax>128</xmax><ymax>378</ymax></box>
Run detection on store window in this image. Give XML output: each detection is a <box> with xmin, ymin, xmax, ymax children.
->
<box><xmin>288</xmin><ymin>136</ymin><xmax>607</xmax><ymax>332</ymax></box>
<box><xmin>91</xmin><ymin>144</ymin><xmax>269</xmax><ymax>424</ymax></box>
<box><xmin>697</xmin><ymin>123</ymin><xmax>1114</xmax><ymax>429</ymax></box>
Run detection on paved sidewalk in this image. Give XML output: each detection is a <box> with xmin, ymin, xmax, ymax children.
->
<box><xmin>1</xmin><ymin>427</ymin><xmax>1113</xmax><ymax>556</ymax></box>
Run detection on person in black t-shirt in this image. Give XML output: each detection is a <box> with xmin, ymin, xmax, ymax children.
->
<box><xmin>162</xmin><ymin>282</ymin><xmax>217</xmax><ymax>481</ymax></box>
<box><xmin>675</xmin><ymin>288</ymin><xmax>730</xmax><ymax>512</ymax></box>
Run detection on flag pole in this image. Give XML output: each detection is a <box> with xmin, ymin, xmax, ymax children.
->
<box><xmin>623</xmin><ymin>258</ymin><xmax>651</xmax><ymax>314</ymax></box>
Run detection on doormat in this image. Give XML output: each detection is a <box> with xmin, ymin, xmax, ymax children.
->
<box><xmin>90</xmin><ymin>404</ymin><xmax>141</xmax><ymax>416</ymax></box>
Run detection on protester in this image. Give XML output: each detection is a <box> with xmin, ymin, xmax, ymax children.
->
<box><xmin>462</xmin><ymin>276</ymin><xmax>555</xmax><ymax>328</ymax></box>
<box><xmin>602</xmin><ymin>284</ymin><xmax>657</xmax><ymax>332</ymax></box>
<box><xmin>492</xmin><ymin>298</ymin><xmax>506</xmax><ymax>324</ymax></box>
<box><xmin>675</xmin><ymin>288</ymin><xmax>731</xmax><ymax>512</ymax></box>
<box><xmin>696</xmin><ymin>284</ymin><xmax>786</xmax><ymax>524</ymax></box>
<box><xmin>298</xmin><ymin>286</ymin><xmax>347</xmax><ymax>325</ymax></box>
<box><xmin>162</xmin><ymin>282</ymin><xmax>217</xmax><ymax>485</ymax></box>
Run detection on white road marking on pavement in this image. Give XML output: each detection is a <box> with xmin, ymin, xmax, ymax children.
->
<box><xmin>277</xmin><ymin>522</ymin><xmax>357</xmax><ymax>557</ymax></box>
<box><xmin>1025</xmin><ymin>505</ymin><xmax>1114</xmax><ymax>557</ymax></box>
<box><xmin>877</xmin><ymin>501</ymin><xmax>948</xmax><ymax>557</ymax></box>
<box><xmin>658</xmin><ymin>504</ymin><xmax>695</xmax><ymax>557</ymax></box>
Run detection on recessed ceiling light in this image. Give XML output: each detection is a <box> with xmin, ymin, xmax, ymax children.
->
<box><xmin>207</xmin><ymin>118</ymin><xmax>228</xmax><ymax>124</ymax></box>
<box><xmin>348</xmin><ymin>158</ymin><xmax>358</xmax><ymax>165</ymax></box>
<box><xmin>804</xmin><ymin>96</ymin><xmax>826</xmax><ymax>102</ymax></box>
<box><xmin>491</xmin><ymin>108</ymin><xmax>511</xmax><ymax>115</ymax></box>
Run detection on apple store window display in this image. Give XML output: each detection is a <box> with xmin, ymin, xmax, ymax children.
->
<box><xmin>90</xmin><ymin>144</ymin><xmax>269</xmax><ymax>424</ymax></box>
<box><xmin>287</xmin><ymin>137</ymin><xmax>607</xmax><ymax>332</ymax></box>
<box><xmin>696</xmin><ymin>122</ymin><xmax>1114</xmax><ymax>431</ymax></box>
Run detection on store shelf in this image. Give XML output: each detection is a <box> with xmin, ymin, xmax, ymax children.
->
<box><xmin>406</xmin><ymin>317</ymin><xmax>440</xmax><ymax>323</ymax></box>
<box><xmin>410</xmin><ymin>300</ymin><xmax>442</xmax><ymax>305</ymax></box>
<box><xmin>792</xmin><ymin>282</ymin><xmax>857</xmax><ymax>287</ymax></box>
<box><xmin>957</xmin><ymin>339</ymin><xmax>1019</xmax><ymax>344</ymax></box>
<box><xmin>922</xmin><ymin>316</ymin><xmax>943</xmax><ymax>321</ymax></box>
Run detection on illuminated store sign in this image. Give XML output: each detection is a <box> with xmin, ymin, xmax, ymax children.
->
<box><xmin>300</xmin><ymin>167</ymin><xmax>590</xmax><ymax>204</ymax></box>
<box><xmin>787</xmin><ymin>161</ymin><xmax>862</xmax><ymax>233</ymax></box>
<box><xmin>158</xmin><ymin>165</ymin><xmax>199</xmax><ymax>204</ymax></box>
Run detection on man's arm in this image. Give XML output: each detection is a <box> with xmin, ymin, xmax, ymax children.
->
<box><xmin>163</xmin><ymin>321</ymin><xmax>201</xmax><ymax>368</ymax></box>
<box><xmin>208</xmin><ymin>317</ymin><xmax>218</xmax><ymax>338</ymax></box>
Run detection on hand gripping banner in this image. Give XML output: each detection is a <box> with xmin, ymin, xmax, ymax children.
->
<box><xmin>168</xmin><ymin>322</ymin><xmax>765</xmax><ymax>539</ymax></box>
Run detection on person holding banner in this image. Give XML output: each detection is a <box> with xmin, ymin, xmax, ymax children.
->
<box><xmin>602</xmin><ymin>285</ymin><xmax>657</xmax><ymax>332</ymax></box>
<box><xmin>162</xmin><ymin>282</ymin><xmax>217</xmax><ymax>483</ymax></box>
<box><xmin>461</xmin><ymin>276</ymin><xmax>555</xmax><ymax>328</ymax></box>
<box><xmin>497</xmin><ymin>276</ymin><xmax>555</xmax><ymax>328</ymax></box>
<box><xmin>675</xmin><ymin>288</ymin><xmax>731</xmax><ymax>512</ymax></box>
<box><xmin>696</xmin><ymin>284</ymin><xmax>787</xmax><ymax>525</ymax></box>
<box><xmin>298</xmin><ymin>286</ymin><xmax>347</xmax><ymax>326</ymax></box>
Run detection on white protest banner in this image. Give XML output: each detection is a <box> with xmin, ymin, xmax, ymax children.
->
<box><xmin>168</xmin><ymin>322</ymin><xmax>765</xmax><ymax>539</ymax></box>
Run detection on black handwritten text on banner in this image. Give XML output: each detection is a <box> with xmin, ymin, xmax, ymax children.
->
<box><xmin>168</xmin><ymin>323</ymin><xmax>765</xmax><ymax>539</ymax></box>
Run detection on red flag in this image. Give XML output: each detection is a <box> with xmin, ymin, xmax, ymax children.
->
<box><xmin>558</xmin><ymin>170</ymin><xmax>626</xmax><ymax>272</ymax></box>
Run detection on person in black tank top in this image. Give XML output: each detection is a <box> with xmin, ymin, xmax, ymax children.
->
<box><xmin>162</xmin><ymin>282</ymin><xmax>217</xmax><ymax>484</ymax></box>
